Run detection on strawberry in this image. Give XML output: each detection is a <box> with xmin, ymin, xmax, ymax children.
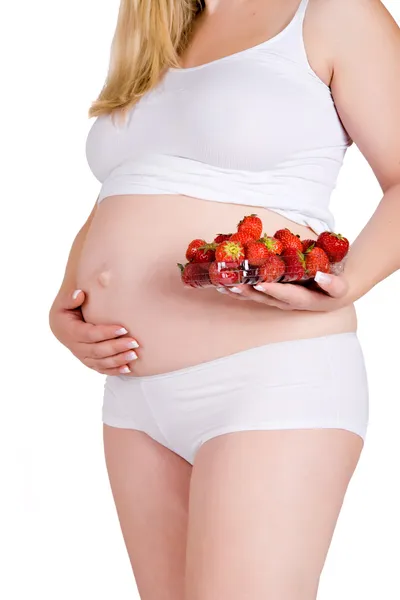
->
<box><xmin>258</xmin><ymin>255</ymin><xmax>286</xmax><ymax>283</ymax></box>
<box><xmin>215</xmin><ymin>240</ymin><xmax>245</xmax><ymax>265</ymax></box>
<box><xmin>209</xmin><ymin>262</ymin><xmax>242</xmax><ymax>286</ymax></box>
<box><xmin>305</xmin><ymin>247</ymin><xmax>330</xmax><ymax>278</ymax></box>
<box><xmin>259</xmin><ymin>235</ymin><xmax>284</xmax><ymax>255</ymax></box>
<box><xmin>302</xmin><ymin>239</ymin><xmax>316</xmax><ymax>253</ymax></box>
<box><xmin>178</xmin><ymin>263</ymin><xmax>210</xmax><ymax>288</ymax></box>
<box><xmin>246</xmin><ymin>240</ymin><xmax>270</xmax><ymax>266</ymax></box>
<box><xmin>237</xmin><ymin>214</ymin><xmax>263</xmax><ymax>240</ymax></box>
<box><xmin>281</xmin><ymin>248</ymin><xmax>307</xmax><ymax>282</ymax></box>
<box><xmin>316</xmin><ymin>232</ymin><xmax>349</xmax><ymax>263</ymax></box>
<box><xmin>274</xmin><ymin>228</ymin><xmax>303</xmax><ymax>252</ymax></box>
<box><xmin>193</xmin><ymin>242</ymin><xmax>217</xmax><ymax>265</ymax></box>
<box><xmin>214</xmin><ymin>233</ymin><xmax>232</xmax><ymax>244</ymax></box>
<box><xmin>229</xmin><ymin>231</ymin><xmax>254</xmax><ymax>246</ymax></box>
<box><xmin>186</xmin><ymin>239</ymin><xmax>206</xmax><ymax>262</ymax></box>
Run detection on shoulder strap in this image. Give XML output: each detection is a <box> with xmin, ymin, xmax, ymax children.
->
<box><xmin>294</xmin><ymin>0</ymin><xmax>310</xmax><ymax>23</ymax></box>
<box><xmin>271</xmin><ymin>0</ymin><xmax>324</xmax><ymax>84</ymax></box>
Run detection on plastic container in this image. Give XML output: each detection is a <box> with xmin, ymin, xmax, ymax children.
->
<box><xmin>179</xmin><ymin>223</ymin><xmax>349</xmax><ymax>290</ymax></box>
<box><xmin>180</xmin><ymin>258</ymin><xmax>346</xmax><ymax>289</ymax></box>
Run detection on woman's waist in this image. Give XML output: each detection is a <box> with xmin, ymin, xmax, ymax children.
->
<box><xmin>79</xmin><ymin>279</ymin><xmax>357</xmax><ymax>376</ymax></box>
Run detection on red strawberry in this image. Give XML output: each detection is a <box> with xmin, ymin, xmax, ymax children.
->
<box><xmin>215</xmin><ymin>240</ymin><xmax>245</xmax><ymax>265</ymax></box>
<box><xmin>178</xmin><ymin>263</ymin><xmax>210</xmax><ymax>288</ymax></box>
<box><xmin>259</xmin><ymin>235</ymin><xmax>284</xmax><ymax>255</ymax></box>
<box><xmin>302</xmin><ymin>239</ymin><xmax>316</xmax><ymax>253</ymax></box>
<box><xmin>237</xmin><ymin>214</ymin><xmax>263</xmax><ymax>240</ymax></box>
<box><xmin>193</xmin><ymin>242</ymin><xmax>217</xmax><ymax>265</ymax></box>
<box><xmin>274</xmin><ymin>229</ymin><xmax>303</xmax><ymax>252</ymax></box>
<box><xmin>258</xmin><ymin>255</ymin><xmax>286</xmax><ymax>283</ymax></box>
<box><xmin>186</xmin><ymin>239</ymin><xmax>206</xmax><ymax>262</ymax></box>
<box><xmin>214</xmin><ymin>233</ymin><xmax>232</xmax><ymax>244</ymax></box>
<box><xmin>209</xmin><ymin>262</ymin><xmax>242</xmax><ymax>286</ymax></box>
<box><xmin>281</xmin><ymin>248</ymin><xmax>307</xmax><ymax>282</ymax></box>
<box><xmin>316</xmin><ymin>232</ymin><xmax>349</xmax><ymax>263</ymax></box>
<box><xmin>305</xmin><ymin>247</ymin><xmax>330</xmax><ymax>279</ymax></box>
<box><xmin>229</xmin><ymin>231</ymin><xmax>254</xmax><ymax>246</ymax></box>
<box><xmin>246</xmin><ymin>240</ymin><xmax>270</xmax><ymax>266</ymax></box>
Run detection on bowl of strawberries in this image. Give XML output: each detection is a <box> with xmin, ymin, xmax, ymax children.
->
<box><xmin>178</xmin><ymin>214</ymin><xmax>349</xmax><ymax>289</ymax></box>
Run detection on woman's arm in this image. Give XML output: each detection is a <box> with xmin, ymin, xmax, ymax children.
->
<box><xmin>220</xmin><ymin>0</ymin><xmax>400</xmax><ymax>311</ymax></box>
<box><xmin>328</xmin><ymin>0</ymin><xmax>400</xmax><ymax>302</ymax></box>
<box><xmin>50</xmin><ymin>200</ymin><xmax>140</xmax><ymax>375</ymax></box>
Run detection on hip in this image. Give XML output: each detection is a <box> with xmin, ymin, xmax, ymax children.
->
<box><xmin>103</xmin><ymin>331</ymin><xmax>369</xmax><ymax>464</ymax></box>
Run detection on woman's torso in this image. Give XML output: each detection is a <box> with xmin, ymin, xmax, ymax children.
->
<box><xmin>77</xmin><ymin>195</ymin><xmax>356</xmax><ymax>376</ymax></box>
<box><xmin>77</xmin><ymin>0</ymin><xmax>356</xmax><ymax>376</ymax></box>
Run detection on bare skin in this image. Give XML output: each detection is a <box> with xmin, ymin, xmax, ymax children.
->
<box><xmin>103</xmin><ymin>426</ymin><xmax>192</xmax><ymax>599</ymax></box>
<box><xmin>76</xmin><ymin>196</ymin><xmax>357</xmax><ymax>376</ymax></box>
<box><xmin>49</xmin><ymin>202</ymin><xmax>136</xmax><ymax>375</ymax></box>
<box><xmin>51</xmin><ymin>0</ymin><xmax>400</xmax><ymax>598</ymax></box>
<box><xmin>185</xmin><ymin>430</ymin><xmax>363</xmax><ymax>599</ymax></box>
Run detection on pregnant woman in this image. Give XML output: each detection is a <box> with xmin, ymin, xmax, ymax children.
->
<box><xmin>50</xmin><ymin>0</ymin><xmax>400</xmax><ymax>598</ymax></box>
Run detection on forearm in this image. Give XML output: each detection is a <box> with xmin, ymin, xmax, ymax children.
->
<box><xmin>344</xmin><ymin>183</ymin><xmax>400</xmax><ymax>302</ymax></box>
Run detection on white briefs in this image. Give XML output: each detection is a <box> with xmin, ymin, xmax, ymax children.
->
<box><xmin>103</xmin><ymin>333</ymin><xmax>369</xmax><ymax>465</ymax></box>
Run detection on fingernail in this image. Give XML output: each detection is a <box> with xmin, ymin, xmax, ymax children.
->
<box><xmin>230</xmin><ymin>287</ymin><xmax>242</xmax><ymax>294</ymax></box>
<box><xmin>120</xmin><ymin>366</ymin><xmax>131</xmax><ymax>374</ymax></box>
<box><xmin>126</xmin><ymin>351</ymin><xmax>138</xmax><ymax>361</ymax></box>
<box><xmin>126</xmin><ymin>340</ymin><xmax>139</xmax><ymax>349</ymax></box>
<box><xmin>315</xmin><ymin>271</ymin><xmax>332</xmax><ymax>285</ymax></box>
<box><xmin>253</xmin><ymin>285</ymin><xmax>265</xmax><ymax>292</ymax></box>
<box><xmin>115</xmin><ymin>327</ymin><xmax>128</xmax><ymax>336</ymax></box>
<box><xmin>216</xmin><ymin>287</ymin><xmax>228</xmax><ymax>294</ymax></box>
<box><xmin>72</xmin><ymin>289</ymin><xmax>82</xmax><ymax>300</ymax></box>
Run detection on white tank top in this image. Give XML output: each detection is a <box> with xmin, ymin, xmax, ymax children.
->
<box><xmin>86</xmin><ymin>0</ymin><xmax>351</xmax><ymax>233</ymax></box>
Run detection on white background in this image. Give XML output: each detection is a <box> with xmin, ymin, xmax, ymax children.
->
<box><xmin>1</xmin><ymin>1</ymin><xmax>399</xmax><ymax>598</ymax></box>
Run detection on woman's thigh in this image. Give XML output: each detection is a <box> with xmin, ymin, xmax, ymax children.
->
<box><xmin>185</xmin><ymin>428</ymin><xmax>364</xmax><ymax>600</ymax></box>
<box><xmin>103</xmin><ymin>425</ymin><xmax>192</xmax><ymax>600</ymax></box>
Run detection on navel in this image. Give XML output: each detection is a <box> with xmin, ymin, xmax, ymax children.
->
<box><xmin>97</xmin><ymin>270</ymin><xmax>111</xmax><ymax>287</ymax></box>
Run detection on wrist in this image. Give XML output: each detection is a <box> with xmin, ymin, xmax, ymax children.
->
<box><xmin>340</xmin><ymin>265</ymin><xmax>366</xmax><ymax>306</ymax></box>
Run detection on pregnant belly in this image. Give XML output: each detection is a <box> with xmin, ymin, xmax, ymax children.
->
<box><xmin>76</xmin><ymin>194</ymin><xmax>356</xmax><ymax>376</ymax></box>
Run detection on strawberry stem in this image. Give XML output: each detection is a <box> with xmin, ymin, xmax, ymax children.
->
<box><xmin>200</xmin><ymin>242</ymin><xmax>217</xmax><ymax>250</ymax></box>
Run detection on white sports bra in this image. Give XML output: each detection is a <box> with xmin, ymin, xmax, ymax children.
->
<box><xmin>86</xmin><ymin>0</ymin><xmax>351</xmax><ymax>234</ymax></box>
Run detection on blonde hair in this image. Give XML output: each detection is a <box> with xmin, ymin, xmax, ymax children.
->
<box><xmin>89</xmin><ymin>0</ymin><xmax>203</xmax><ymax>119</ymax></box>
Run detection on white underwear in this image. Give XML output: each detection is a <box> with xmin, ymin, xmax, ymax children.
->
<box><xmin>102</xmin><ymin>332</ymin><xmax>369</xmax><ymax>465</ymax></box>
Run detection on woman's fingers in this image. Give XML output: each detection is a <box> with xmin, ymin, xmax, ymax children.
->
<box><xmin>71</xmin><ymin>320</ymin><xmax>131</xmax><ymax>344</ymax></box>
<box><xmin>217</xmin><ymin>284</ymin><xmax>292</xmax><ymax>308</ymax></box>
<box><xmin>85</xmin><ymin>349</ymin><xmax>138</xmax><ymax>373</ymax></box>
<box><xmin>254</xmin><ymin>274</ymin><xmax>349</xmax><ymax>310</ymax></box>
<box><xmin>61</xmin><ymin>289</ymin><xmax>86</xmax><ymax>310</ymax></box>
<box><xmin>52</xmin><ymin>290</ymin><xmax>141</xmax><ymax>374</ymax></box>
<box><xmin>216</xmin><ymin>286</ymin><xmax>250</xmax><ymax>300</ymax></box>
<box><xmin>84</xmin><ymin>336</ymin><xmax>140</xmax><ymax>360</ymax></box>
<box><xmin>314</xmin><ymin>271</ymin><xmax>349</xmax><ymax>298</ymax></box>
<box><xmin>215</xmin><ymin>278</ymin><xmax>344</xmax><ymax>312</ymax></box>
<box><xmin>101</xmin><ymin>366</ymin><xmax>134</xmax><ymax>376</ymax></box>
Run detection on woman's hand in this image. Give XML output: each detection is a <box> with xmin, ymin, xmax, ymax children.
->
<box><xmin>216</xmin><ymin>272</ymin><xmax>352</xmax><ymax>312</ymax></box>
<box><xmin>49</xmin><ymin>290</ymin><xmax>139</xmax><ymax>375</ymax></box>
